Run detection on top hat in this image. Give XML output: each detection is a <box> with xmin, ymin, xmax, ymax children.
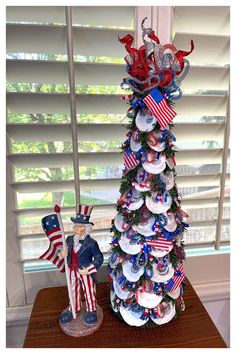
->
<box><xmin>71</xmin><ymin>204</ymin><xmax>94</xmax><ymax>225</ymax></box>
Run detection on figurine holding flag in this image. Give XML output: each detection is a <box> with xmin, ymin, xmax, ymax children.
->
<box><xmin>39</xmin><ymin>204</ymin><xmax>104</xmax><ymax>336</ymax></box>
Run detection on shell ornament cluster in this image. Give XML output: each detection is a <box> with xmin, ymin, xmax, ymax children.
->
<box><xmin>108</xmin><ymin>18</ymin><xmax>194</xmax><ymax>327</ymax></box>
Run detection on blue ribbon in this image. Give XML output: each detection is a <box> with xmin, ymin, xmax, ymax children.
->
<box><xmin>131</xmin><ymin>97</ymin><xmax>145</xmax><ymax>109</ymax></box>
<box><xmin>119</xmin><ymin>275</ymin><xmax>126</xmax><ymax>285</ymax></box>
<box><xmin>111</xmin><ymin>237</ymin><xmax>119</xmax><ymax>245</ymax></box>
<box><xmin>162</xmin><ymin>226</ymin><xmax>181</xmax><ymax>241</ymax></box>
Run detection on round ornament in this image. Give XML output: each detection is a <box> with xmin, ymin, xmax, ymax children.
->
<box><xmin>132</xmin><ymin>167</ymin><xmax>154</xmax><ymax>192</ymax></box>
<box><xmin>135</xmin><ymin>109</ymin><xmax>156</xmax><ymax>132</ymax></box>
<box><xmin>147</xmin><ymin>130</ymin><xmax>166</xmax><ymax>152</ymax></box>
<box><xmin>142</xmin><ymin>152</ymin><xmax>166</xmax><ymax>174</ymax></box>
<box><xmin>136</xmin><ymin>290</ymin><xmax>163</xmax><ymax>309</ymax></box>
<box><xmin>151</xmin><ymin>263</ymin><xmax>174</xmax><ymax>283</ymax></box>
<box><xmin>146</xmin><ymin>191</ymin><xmax>172</xmax><ymax>214</ymax></box>
<box><xmin>132</xmin><ymin>216</ymin><xmax>156</xmax><ymax>236</ymax></box>
<box><xmin>114</xmin><ymin>213</ymin><xmax>130</xmax><ymax>232</ymax></box>
<box><xmin>120</xmin><ymin>303</ymin><xmax>149</xmax><ymax>326</ymax></box>
<box><xmin>119</xmin><ymin>230</ymin><xmax>142</xmax><ymax>255</ymax></box>
<box><xmin>151</xmin><ymin>301</ymin><xmax>176</xmax><ymax>325</ymax></box>
<box><xmin>122</xmin><ymin>260</ymin><xmax>145</xmax><ymax>282</ymax></box>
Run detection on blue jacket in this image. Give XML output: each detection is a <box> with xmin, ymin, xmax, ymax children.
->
<box><xmin>66</xmin><ymin>234</ymin><xmax>104</xmax><ymax>284</ymax></box>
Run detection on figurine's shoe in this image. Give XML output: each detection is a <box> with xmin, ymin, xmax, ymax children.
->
<box><xmin>84</xmin><ymin>311</ymin><xmax>97</xmax><ymax>325</ymax></box>
<box><xmin>59</xmin><ymin>310</ymin><xmax>73</xmax><ymax>324</ymax></box>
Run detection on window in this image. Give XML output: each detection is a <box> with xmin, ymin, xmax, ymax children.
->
<box><xmin>6</xmin><ymin>6</ymin><xmax>135</xmax><ymax>273</ymax></box>
<box><xmin>6</xmin><ymin>6</ymin><xmax>230</xmax><ymax>282</ymax></box>
<box><xmin>172</xmin><ymin>6</ymin><xmax>230</xmax><ymax>247</ymax></box>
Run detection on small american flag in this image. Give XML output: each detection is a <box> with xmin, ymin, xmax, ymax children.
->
<box><xmin>143</xmin><ymin>88</ymin><xmax>176</xmax><ymax>128</ymax></box>
<box><xmin>146</xmin><ymin>237</ymin><xmax>172</xmax><ymax>251</ymax></box>
<box><xmin>39</xmin><ymin>214</ymin><xmax>65</xmax><ymax>272</ymax></box>
<box><xmin>124</xmin><ymin>147</ymin><xmax>139</xmax><ymax>172</ymax></box>
<box><xmin>165</xmin><ymin>263</ymin><xmax>185</xmax><ymax>292</ymax></box>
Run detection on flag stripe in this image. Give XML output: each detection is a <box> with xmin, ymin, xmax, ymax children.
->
<box><xmin>146</xmin><ymin>237</ymin><xmax>172</xmax><ymax>251</ymax></box>
<box><xmin>46</xmin><ymin>227</ymin><xmax>61</xmax><ymax>237</ymax></box>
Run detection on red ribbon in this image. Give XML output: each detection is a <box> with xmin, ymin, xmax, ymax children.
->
<box><xmin>119</xmin><ymin>33</ymin><xmax>194</xmax><ymax>91</ymax></box>
<box><xmin>175</xmin><ymin>40</ymin><xmax>195</xmax><ymax>75</ymax></box>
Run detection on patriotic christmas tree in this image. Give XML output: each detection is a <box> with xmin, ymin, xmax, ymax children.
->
<box><xmin>108</xmin><ymin>18</ymin><xmax>194</xmax><ymax>327</ymax></box>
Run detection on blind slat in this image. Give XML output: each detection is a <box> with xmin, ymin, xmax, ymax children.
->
<box><xmin>7</xmin><ymin>122</ymin><xmax>225</xmax><ymax>142</ymax></box>
<box><xmin>7</xmin><ymin>60</ymin><xmax>125</xmax><ymax>86</ymax></box>
<box><xmin>7</xmin><ymin>92</ymin><xmax>227</xmax><ymax>116</ymax></box>
<box><xmin>7</xmin><ymin>148</ymin><xmax>228</xmax><ymax>168</ymax></box>
<box><xmin>6</xmin><ymin>6</ymin><xmax>134</xmax><ymax>27</ymax></box>
<box><xmin>13</xmin><ymin>196</ymin><xmax>230</xmax><ymax>217</ymax></box>
<box><xmin>10</xmin><ymin>174</ymin><xmax>230</xmax><ymax>193</ymax></box>
<box><xmin>173</xmin><ymin>6</ymin><xmax>230</xmax><ymax>36</ymax></box>
<box><xmin>6</xmin><ymin>23</ymin><xmax>133</xmax><ymax>57</ymax></box>
<box><xmin>173</xmin><ymin>32</ymin><xmax>229</xmax><ymax>66</ymax></box>
<box><xmin>7</xmin><ymin>60</ymin><xmax>229</xmax><ymax>92</ymax></box>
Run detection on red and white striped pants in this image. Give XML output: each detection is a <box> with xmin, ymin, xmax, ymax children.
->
<box><xmin>68</xmin><ymin>269</ymin><xmax>97</xmax><ymax>313</ymax></box>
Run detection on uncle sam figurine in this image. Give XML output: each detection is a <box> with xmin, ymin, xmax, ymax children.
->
<box><xmin>59</xmin><ymin>205</ymin><xmax>104</xmax><ymax>326</ymax></box>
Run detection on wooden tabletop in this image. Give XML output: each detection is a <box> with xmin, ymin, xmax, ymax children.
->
<box><xmin>23</xmin><ymin>279</ymin><xmax>227</xmax><ymax>348</ymax></box>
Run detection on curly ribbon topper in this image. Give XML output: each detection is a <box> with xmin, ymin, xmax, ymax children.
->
<box><xmin>118</xmin><ymin>17</ymin><xmax>194</xmax><ymax>97</ymax></box>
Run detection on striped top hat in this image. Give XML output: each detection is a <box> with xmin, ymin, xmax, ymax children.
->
<box><xmin>71</xmin><ymin>204</ymin><xmax>94</xmax><ymax>225</ymax></box>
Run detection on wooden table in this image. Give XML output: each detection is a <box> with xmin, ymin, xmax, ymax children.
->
<box><xmin>23</xmin><ymin>279</ymin><xmax>227</xmax><ymax>348</ymax></box>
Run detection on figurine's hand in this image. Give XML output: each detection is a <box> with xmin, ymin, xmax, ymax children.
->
<box><xmin>60</xmin><ymin>248</ymin><xmax>68</xmax><ymax>259</ymax></box>
<box><xmin>78</xmin><ymin>267</ymin><xmax>89</xmax><ymax>276</ymax></box>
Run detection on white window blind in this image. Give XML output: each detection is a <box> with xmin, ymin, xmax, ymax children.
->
<box><xmin>6</xmin><ymin>6</ymin><xmax>135</xmax><ymax>272</ymax></box>
<box><xmin>172</xmin><ymin>6</ymin><xmax>230</xmax><ymax>247</ymax></box>
<box><xmin>6</xmin><ymin>6</ymin><xmax>230</xmax><ymax>275</ymax></box>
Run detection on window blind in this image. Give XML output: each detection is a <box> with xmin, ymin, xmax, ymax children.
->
<box><xmin>6</xmin><ymin>6</ymin><xmax>135</xmax><ymax>270</ymax></box>
<box><xmin>172</xmin><ymin>6</ymin><xmax>230</xmax><ymax>247</ymax></box>
<box><xmin>6</xmin><ymin>6</ymin><xmax>230</xmax><ymax>273</ymax></box>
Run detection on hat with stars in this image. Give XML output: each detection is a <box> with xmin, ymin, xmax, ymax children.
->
<box><xmin>71</xmin><ymin>204</ymin><xmax>94</xmax><ymax>225</ymax></box>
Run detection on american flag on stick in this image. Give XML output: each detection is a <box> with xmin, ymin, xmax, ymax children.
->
<box><xmin>124</xmin><ymin>147</ymin><xmax>139</xmax><ymax>172</ymax></box>
<box><xmin>39</xmin><ymin>213</ymin><xmax>65</xmax><ymax>272</ymax></box>
<box><xmin>165</xmin><ymin>263</ymin><xmax>185</xmax><ymax>292</ymax></box>
<box><xmin>146</xmin><ymin>237</ymin><xmax>172</xmax><ymax>251</ymax></box>
<box><xmin>143</xmin><ymin>88</ymin><xmax>176</xmax><ymax>128</ymax></box>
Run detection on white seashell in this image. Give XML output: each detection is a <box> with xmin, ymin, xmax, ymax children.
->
<box><xmin>120</xmin><ymin>303</ymin><xmax>149</xmax><ymax>326</ymax></box>
<box><xmin>147</xmin><ymin>130</ymin><xmax>166</xmax><ymax>152</ymax></box>
<box><xmin>118</xmin><ymin>232</ymin><xmax>142</xmax><ymax>255</ymax></box>
<box><xmin>146</xmin><ymin>192</ymin><xmax>172</xmax><ymax>214</ymax></box>
<box><xmin>112</xmin><ymin>277</ymin><xmax>130</xmax><ymax>300</ymax></box>
<box><xmin>136</xmin><ymin>290</ymin><xmax>163</xmax><ymax>309</ymax></box>
<box><xmin>151</xmin><ymin>263</ymin><xmax>174</xmax><ymax>283</ymax></box>
<box><xmin>163</xmin><ymin>211</ymin><xmax>177</xmax><ymax>232</ymax></box>
<box><xmin>150</xmin><ymin>244</ymin><xmax>173</xmax><ymax>258</ymax></box>
<box><xmin>135</xmin><ymin>110</ymin><xmax>156</xmax><ymax>132</ymax></box>
<box><xmin>142</xmin><ymin>154</ymin><xmax>166</xmax><ymax>174</ymax></box>
<box><xmin>167</xmin><ymin>287</ymin><xmax>181</xmax><ymax>299</ymax></box>
<box><xmin>114</xmin><ymin>213</ymin><xmax>130</xmax><ymax>232</ymax></box>
<box><xmin>151</xmin><ymin>301</ymin><xmax>176</xmax><ymax>325</ymax></box>
<box><xmin>160</xmin><ymin>170</ymin><xmax>175</xmax><ymax>191</ymax></box>
<box><xmin>122</xmin><ymin>260</ymin><xmax>145</xmax><ymax>282</ymax></box>
<box><xmin>130</xmin><ymin>136</ymin><xmax>142</xmax><ymax>152</ymax></box>
<box><xmin>132</xmin><ymin>216</ymin><xmax>156</xmax><ymax>236</ymax></box>
<box><xmin>127</xmin><ymin>189</ymin><xmax>144</xmax><ymax>211</ymax></box>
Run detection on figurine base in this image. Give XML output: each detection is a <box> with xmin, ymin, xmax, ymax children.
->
<box><xmin>59</xmin><ymin>302</ymin><xmax>103</xmax><ymax>337</ymax></box>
